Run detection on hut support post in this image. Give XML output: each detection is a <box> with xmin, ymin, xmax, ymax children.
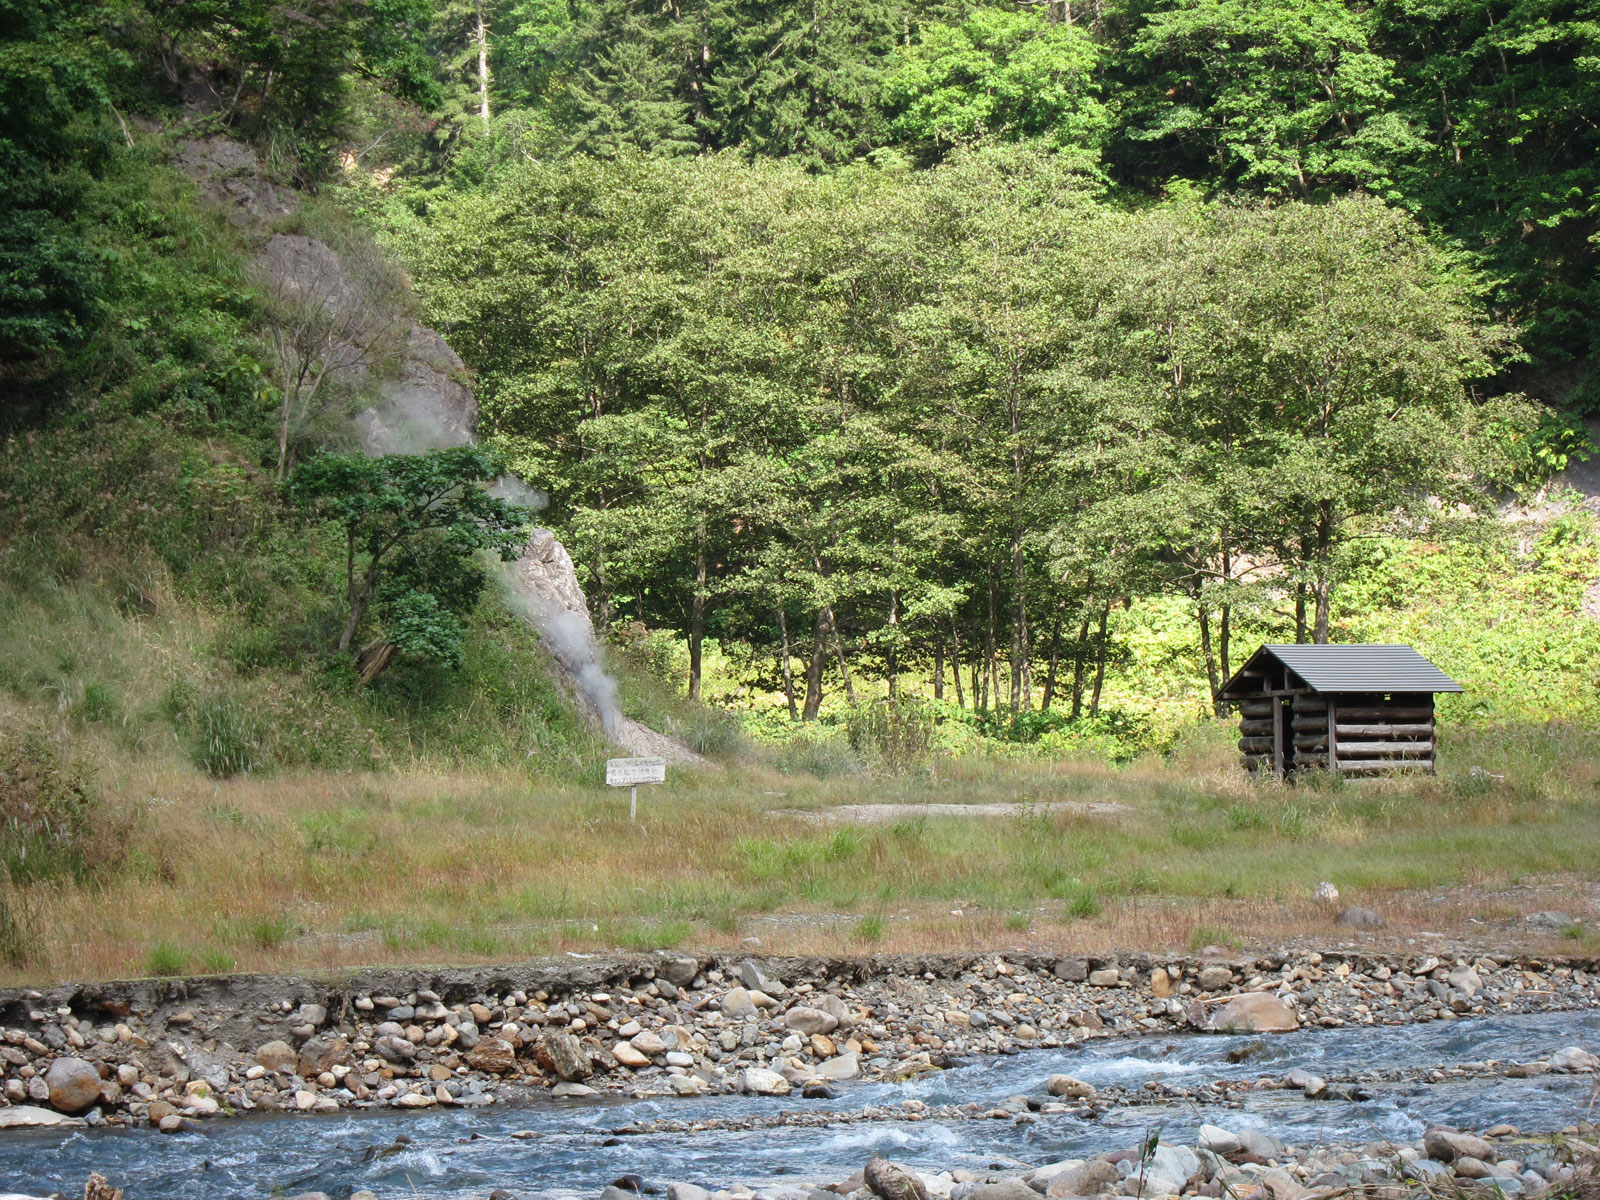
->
<box><xmin>1326</xmin><ymin>699</ymin><xmax>1338</xmax><ymax>774</ymax></box>
<box><xmin>1271</xmin><ymin>698</ymin><xmax>1284</xmax><ymax>779</ymax></box>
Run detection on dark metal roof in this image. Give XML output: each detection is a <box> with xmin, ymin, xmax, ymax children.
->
<box><xmin>1220</xmin><ymin>643</ymin><xmax>1464</xmax><ymax>696</ymax></box>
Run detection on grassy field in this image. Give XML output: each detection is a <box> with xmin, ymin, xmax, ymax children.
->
<box><xmin>4</xmin><ymin>710</ymin><xmax>1597</xmax><ymax>984</ymax></box>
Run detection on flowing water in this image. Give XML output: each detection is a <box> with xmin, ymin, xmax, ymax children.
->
<box><xmin>5</xmin><ymin>1010</ymin><xmax>1598</xmax><ymax>1199</ymax></box>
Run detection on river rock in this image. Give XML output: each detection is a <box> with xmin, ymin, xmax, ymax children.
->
<box><xmin>785</xmin><ymin>1006</ymin><xmax>840</xmax><ymax>1036</ymax></box>
<box><xmin>722</xmin><ymin>988</ymin><xmax>759</xmax><ymax>1019</ymax></box>
<box><xmin>0</xmin><ymin>1104</ymin><xmax>81</xmax><ymax>1129</ymax></box>
<box><xmin>1314</xmin><ymin>881</ymin><xmax>1340</xmax><ymax>904</ymax></box>
<box><xmin>1455</xmin><ymin>1158</ymin><xmax>1493</xmax><ymax>1179</ymax></box>
<box><xmin>817</xmin><ymin>993</ymin><xmax>855</xmax><ymax>1030</ymax></box>
<box><xmin>1423</xmin><ymin>1127</ymin><xmax>1495</xmax><ymax>1163</ymax></box>
<box><xmin>1335</xmin><ymin>906</ymin><xmax>1385</xmax><ymax>929</ymax></box>
<box><xmin>253</xmin><ymin>1037</ymin><xmax>298</xmax><ymax>1071</ymax></box>
<box><xmin>1054</xmin><ymin>958</ymin><xmax>1089</xmax><ymax>982</ymax></box>
<box><xmin>45</xmin><ymin>1057</ymin><xmax>103</xmax><ymax>1113</ymax></box>
<box><xmin>657</xmin><ymin>955</ymin><xmax>699</xmax><ymax>987</ymax></box>
<box><xmin>1447</xmin><ymin>966</ymin><xmax>1482</xmax><ymax>998</ymax></box>
<box><xmin>668</xmin><ymin>1186</ymin><xmax>711</xmax><ymax>1200</ymax></box>
<box><xmin>612</xmin><ymin>1041</ymin><xmax>649</xmax><ymax>1069</ymax></box>
<box><xmin>865</xmin><ymin>1157</ymin><xmax>929</xmax><ymax>1200</ymax></box>
<box><xmin>1197</xmin><ymin>966</ymin><xmax>1233</xmax><ymax>991</ymax></box>
<box><xmin>1088</xmin><ymin>968</ymin><xmax>1120</xmax><ymax>987</ymax></box>
<box><xmin>968</xmin><ymin>1181</ymin><xmax>1038</xmax><ymax>1200</ymax></box>
<box><xmin>743</xmin><ymin>1067</ymin><xmax>791</xmax><ymax>1096</ymax></box>
<box><xmin>1197</xmin><ymin>1125</ymin><xmax>1242</xmax><ymax>1156</ymax></box>
<box><xmin>464</xmin><ymin>1037</ymin><xmax>517</xmax><ymax>1074</ymax></box>
<box><xmin>537</xmin><ymin>1031</ymin><xmax>592</xmax><ymax>1081</ymax></box>
<box><xmin>815</xmin><ymin>1052</ymin><xmax>860</xmax><ymax>1081</ymax></box>
<box><xmin>1550</xmin><ymin>1046</ymin><xmax>1599</xmax><ymax>1072</ymax></box>
<box><xmin>1137</xmin><ymin>1144</ymin><xmax>1202</xmax><ymax>1195</ymax></box>
<box><xmin>1205</xmin><ymin>993</ymin><xmax>1298</xmax><ymax>1033</ymax></box>
<box><xmin>631</xmin><ymin>1031</ymin><xmax>668</xmax><ymax>1057</ymax></box>
<box><xmin>1047</xmin><ymin>1075</ymin><xmax>1097</xmax><ymax>1099</ymax></box>
<box><xmin>1046</xmin><ymin>1161</ymin><xmax>1121</xmax><ymax>1198</ymax></box>
<box><xmin>737</xmin><ymin>960</ymin><xmax>786</xmax><ymax>995</ymax></box>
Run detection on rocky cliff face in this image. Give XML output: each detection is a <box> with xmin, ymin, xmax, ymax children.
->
<box><xmin>177</xmin><ymin>136</ymin><xmax>707</xmax><ymax>763</ymax></box>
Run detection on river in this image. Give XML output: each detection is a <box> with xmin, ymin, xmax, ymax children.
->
<box><xmin>4</xmin><ymin>1009</ymin><xmax>1598</xmax><ymax>1199</ymax></box>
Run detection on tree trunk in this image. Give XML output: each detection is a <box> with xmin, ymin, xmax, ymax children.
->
<box><xmin>802</xmin><ymin>612</ymin><xmax>828</xmax><ymax>721</ymax></box>
<box><xmin>885</xmin><ymin>586</ymin><xmax>899</xmax><ymax>699</ymax></box>
<box><xmin>983</xmin><ymin>574</ymin><xmax>998</xmax><ymax>712</ymax></box>
<box><xmin>932</xmin><ymin>640</ymin><xmax>944</xmax><ymax>701</ymax></box>
<box><xmin>475</xmin><ymin>0</ymin><xmax>491</xmax><ymax>130</ymax></box>
<box><xmin>688</xmin><ymin>517</ymin><xmax>707</xmax><ymax>700</ymax></box>
<box><xmin>828</xmin><ymin>605</ymin><xmax>856</xmax><ymax>706</ymax></box>
<box><xmin>356</xmin><ymin>638</ymin><xmax>396</xmax><ymax>686</ymax></box>
<box><xmin>1040</xmin><ymin>601</ymin><xmax>1064</xmax><ymax>710</ymax></box>
<box><xmin>1198</xmin><ymin>596</ymin><xmax>1220</xmax><ymax>714</ymax></box>
<box><xmin>777</xmin><ymin>609</ymin><xmax>798</xmax><ymax>721</ymax></box>
<box><xmin>1088</xmin><ymin>603</ymin><xmax>1111</xmax><ymax>718</ymax></box>
<box><xmin>1009</xmin><ymin>532</ymin><xmax>1027</xmax><ymax>714</ymax></box>
<box><xmin>951</xmin><ymin>622</ymin><xmax>966</xmax><ymax>709</ymax></box>
<box><xmin>1069</xmin><ymin>611</ymin><xmax>1091</xmax><ymax>720</ymax></box>
<box><xmin>1312</xmin><ymin>505</ymin><xmax>1333</xmax><ymax>643</ymax></box>
<box><xmin>1294</xmin><ymin>581</ymin><xmax>1308</xmax><ymax>643</ymax></box>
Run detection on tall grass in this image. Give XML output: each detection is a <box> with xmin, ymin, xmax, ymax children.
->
<box><xmin>0</xmin><ymin>714</ymin><xmax>1593</xmax><ymax>981</ymax></box>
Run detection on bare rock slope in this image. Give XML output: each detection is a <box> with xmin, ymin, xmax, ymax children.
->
<box><xmin>178</xmin><ymin>135</ymin><xmax>707</xmax><ymax>765</ymax></box>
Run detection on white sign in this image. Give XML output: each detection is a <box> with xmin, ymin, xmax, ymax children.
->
<box><xmin>606</xmin><ymin>757</ymin><xmax>666</xmax><ymax>786</ymax></box>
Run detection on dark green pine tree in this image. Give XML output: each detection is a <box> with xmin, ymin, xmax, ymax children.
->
<box><xmin>556</xmin><ymin>0</ymin><xmax>706</xmax><ymax>157</ymax></box>
<box><xmin>702</xmin><ymin>0</ymin><xmax>926</xmax><ymax>167</ymax></box>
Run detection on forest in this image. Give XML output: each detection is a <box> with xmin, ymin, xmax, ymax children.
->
<box><xmin>2</xmin><ymin>0</ymin><xmax>1598</xmax><ymax>734</ymax></box>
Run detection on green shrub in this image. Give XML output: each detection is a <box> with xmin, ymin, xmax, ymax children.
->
<box><xmin>775</xmin><ymin>734</ymin><xmax>863</xmax><ymax>778</ymax></box>
<box><xmin>0</xmin><ymin>728</ymin><xmax>119</xmax><ymax>885</ymax></box>
<box><xmin>847</xmin><ymin>698</ymin><xmax>935</xmax><ymax>773</ymax></box>
<box><xmin>190</xmin><ymin>691</ymin><xmax>264</xmax><ymax>778</ymax></box>
<box><xmin>853</xmin><ymin>913</ymin><xmax>885</xmax><ymax>943</ymax></box>
<box><xmin>1064</xmin><ymin>884</ymin><xmax>1102</xmax><ymax>920</ymax></box>
<box><xmin>146</xmin><ymin>942</ymin><xmax>189</xmax><ymax>977</ymax></box>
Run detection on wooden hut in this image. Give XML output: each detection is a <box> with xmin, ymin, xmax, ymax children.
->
<box><xmin>1217</xmin><ymin>644</ymin><xmax>1463</xmax><ymax>780</ymax></box>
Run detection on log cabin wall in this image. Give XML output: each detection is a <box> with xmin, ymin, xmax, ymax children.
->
<box><xmin>1248</xmin><ymin>691</ymin><xmax>1435</xmax><ymax>778</ymax></box>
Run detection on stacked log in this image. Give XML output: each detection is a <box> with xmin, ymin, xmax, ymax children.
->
<box><xmin>1237</xmin><ymin>698</ymin><xmax>1274</xmax><ymax>773</ymax></box>
<box><xmin>1292</xmin><ymin>695</ymin><xmax>1434</xmax><ymax>776</ymax></box>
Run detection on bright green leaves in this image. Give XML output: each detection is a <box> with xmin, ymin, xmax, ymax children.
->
<box><xmin>287</xmin><ymin>446</ymin><xmax>534</xmax><ymax>665</ymax></box>
<box><xmin>1123</xmin><ymin>0</ymin><xmax>1420</xmax><ymax>196</ymax></box>
<box><xmin>883</xmin><ymin>8</ymin><xmax>1111</xmax><ymax>168</ymax></box>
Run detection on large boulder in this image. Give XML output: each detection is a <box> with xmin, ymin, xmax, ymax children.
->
<box><xmin>864</xmin><ymin>1157</ymin><xmax>929</xmax><ymax>1200</ymax></box>
<box><xmin>1132</xmin><ymin>1145</ymin><xmax>1202</xmax><ymax>1197</ymax></box>
<box><xmin>968</xmin><ymin>1182</ymin><xmax>1038</xmax><ymax>1200</ymax></box>
<box><xmin>535</xmin><ymin>1031</ymin><xmax>592</xmax><ymax>1081</ymax></box>
<box><xmin>784</xmin><ymin>1006</ymin><xmax>839</xmax><ymax>1036</ymax></box>
<box><xmin>1047</xmin><ymin>1074</ymin><xmax>1097</xmax><ymax>1099</ymax></box>
<box><xmin>464</xmin><ymin>1037</ymin><xmax>518</xmax><ymax>1074</ymax></box>
<box><xmin>45</xmin><ymin>1058</ymin><xmax>103</xmax><ymax>1114</ymax></box>
<box><xmin>1202</xmin><ymin>992</ymin><xmax>1299</xmax><ymax>1033</ymax></box>
<box><xmin>255</xmin><ymin>1039</ymin><xmax>298</xmax><ymax>1073</ymax></box>
<box><xmin>1046</xmin><ymin>1161</ymin><xmax>1121</xmax><ymax>1198</ymax></box>
<box><xmin>742</xmin><ymin>1067</ymin><xmax>791</xmax><ymax>1096</ymax></box>
<box><xmin>1423</xmin><ymin>1127</ymin><xmax>1495</xmax><ymax>1163</ymax></box>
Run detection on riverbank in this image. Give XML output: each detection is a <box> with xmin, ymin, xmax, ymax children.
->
<box><xmin>3</xmin><ymin>947</ymin><xmax>1597</xmax><ymax>1135</ymax></box>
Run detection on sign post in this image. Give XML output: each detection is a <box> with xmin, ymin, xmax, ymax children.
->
<box><xmin>605</xmin><ymin>756</ymin><xmax>666</xmax><ymax>821</ymax></box>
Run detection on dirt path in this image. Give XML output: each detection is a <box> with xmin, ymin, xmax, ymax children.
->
<box><xmin>772</xmin><ymin>800</ymin><xmax>1128</xmax><ymax>823</ymax></box>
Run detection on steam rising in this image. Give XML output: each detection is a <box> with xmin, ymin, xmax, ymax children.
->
<box><xmin>489</xmin><ymin>476</ymin><xmax>549</xmax><ymax>511</ymax></box>
<box><xmin>498</xmin><ymin>579</ymin><xmax>622</xmax><ymax>737</ymax></box>
<box><xmin>356</xmin><ymin>354</ymin><xmax>622</xmax><ymax>738</ymax></box>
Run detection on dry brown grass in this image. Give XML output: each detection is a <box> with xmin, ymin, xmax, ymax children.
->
<box><xmin>5</xmin><ymin>713</ymin><xmax>1599</xmax><ymax>984</ymax></box>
